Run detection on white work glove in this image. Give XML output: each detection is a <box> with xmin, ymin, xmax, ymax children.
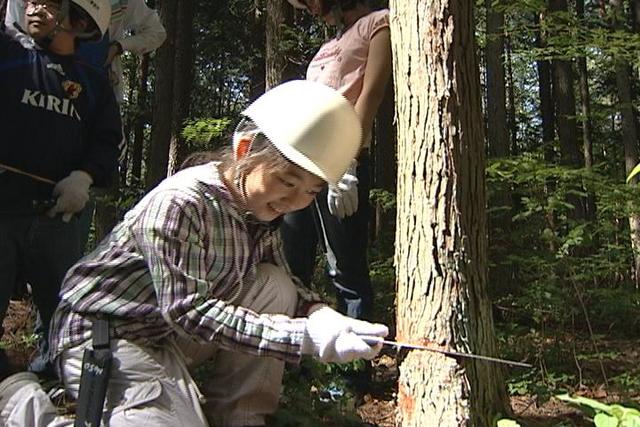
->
<box><xmin>47</xmin><ymin>170</ymin><xmax>92</xmax><ymax>222</ymax></box>
<box><xmin>327</xmin><ymin>160</ymin><xmax>358</xmax><ymax>219</ymax></box>
<box><xmin>302</xmin><ymin>306</ymin><xmax>388</xmax><ymax>363</ymax></box>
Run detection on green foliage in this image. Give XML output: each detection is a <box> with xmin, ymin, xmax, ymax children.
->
<box><xmin>369</xmin><ymin>188</ymin><xmax>396</xmax><ymax>212</ymax></box>
<box><xmin>508</xmin><ymin>369</ymin><xmax>576</xmax><ymax>405</ymax></box>
<box><xmin>182</xmin><ymin>118</ymin><xmax>232</xmax><ymax>151</ymax></box>
<box><xmin>556</xmin><ymin>394</ymin><xmax>640</xmax><ymax>426</ymax></box>
<box><xmin>496</xmin><ymin>419</ymin><xmax>522</xmax><ymax>427</ymax></box>
<box><xmin>268</xmin><ymin>358</ymin><xmax>365</xmax><ymax>427</ymax></box>
<box><xmin>488</xmin><ymin>155</ymin><xmax>640</xmax><ymax>334</ymax></box>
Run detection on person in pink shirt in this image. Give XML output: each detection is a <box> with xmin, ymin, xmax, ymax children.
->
<box><xmin>282</xmin><ymin>0</ymin><xmax>392</xmax><ymax>321</ymax></box>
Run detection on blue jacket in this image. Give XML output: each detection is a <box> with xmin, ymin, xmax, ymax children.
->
<box><xmin>0</xmin><ymin>30</ymin><xmax>122</xmax><ymax>215</ymax></box>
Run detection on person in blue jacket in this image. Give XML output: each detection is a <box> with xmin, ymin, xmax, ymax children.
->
<box><xmin>0</xmin><ymin>0</ymin><xmax>121</xmax><ymax>377</ymax></box>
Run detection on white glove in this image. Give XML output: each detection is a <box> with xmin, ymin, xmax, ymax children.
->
<box><xmin>327</xmin><ymin>160</ymin><xmax>358</xmax><ymax>219</ymax></box>
<box><xmin>302</xmin><ymin>306</ymin><xmax>388</xmax><ymax>363</ymax></box>
<box><xmin>47</xmin><ymin>170</ymin><xmax>92</xmax><ymax>222</ymax></box>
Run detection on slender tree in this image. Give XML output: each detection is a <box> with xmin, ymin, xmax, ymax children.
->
<box><xmin>485</xmin><ymin>0</ymin><xmax>509</xmax><ymax>158</ymax></box>
<box><xmin>390</xmin><ymin>1</ymin><xmax>509</xmax><ymax>425</ymax></box>
<box><xmin>131</xmin><ymin>54</ymin><xmax>151</xmax><ymax>184</ymax></box>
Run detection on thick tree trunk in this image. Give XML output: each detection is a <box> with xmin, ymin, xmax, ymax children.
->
<box><xmin>167</xmin><ymin>0</ymin><xmax>194</xmax><ymax>175</ymax></box>
<box><xmin>390</xmin><ymin>1</ymin><xmax>509</xmax><ymax>425</ymax></box>
<box><xmin>266</xmin><ymin>0</ymin><xmax>294</xmax><ymax>89</ymax></box>
<box><xmin>146</xmin><ymin>0</ymin><xmax>177</xmax><ymax>190</ymax></box>
<box><xmin>610</xmin><ymin>0</ymin><xmax>640</xmax><ymax>283</ymax></box>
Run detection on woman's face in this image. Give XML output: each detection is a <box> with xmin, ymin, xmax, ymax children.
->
<box><xmin>243</xmin><ymin>162</ymin><xmax>325</xmax><ymax>222</ymax></box>
<box><xmin>304</xmin><ymin>0</ymin><xmax>336</xmax><ymax>25</ymax></box>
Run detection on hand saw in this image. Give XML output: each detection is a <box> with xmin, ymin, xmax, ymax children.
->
<box><xmin>362</xmin><ymin>336</ymin><xmax>532</xmax><ymax>368</ymax></box>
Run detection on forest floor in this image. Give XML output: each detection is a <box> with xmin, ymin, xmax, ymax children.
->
<box><xmin>2</xmin><ymin>298</ymin><xmax>640</xmax><ymax>426</ymax></box>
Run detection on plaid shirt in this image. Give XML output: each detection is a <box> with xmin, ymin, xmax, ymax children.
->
<box><xmin>50</xmin><ymin>163</ymin><xmax>321</xmax><ymax>364</ymax></box>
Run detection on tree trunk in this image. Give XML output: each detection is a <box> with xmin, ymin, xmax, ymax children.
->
<box><xmin>610</xmin><ymin>0</ymin><xmax>640</xmax><ymax>283</ymax></box>
<box><xmin>505</xmin><ymin>35</ymin><xmax>518</xmax><ymax>156</ymax></box>
<box><xmin>535</xmin><ymin>12</ymin><xmax>558</xmax><ymax>251</ymax></box>
<box><xmin>372</xmin><ymin>80</ymin><xmax>396</xmax><ymax>241</ymax></box>
<box><xmin>485</xmin><ymin>0</ymin><xmax>513</xmax><ymax>297</ymax></box>
<box><xmin>390</xmin><ymin>1</ymin><xmax>509</xmax><ymax>425</ymax></box>
<box><xmin>131</xmin><ymin>54</ymin><xmax>150</xmax><ymax>185</ymax></box>
<box><xmin>536</xmin><ymin>13</ymin><xmax>555</xmax><ymax>163</ymax></box>
<box><xmin>266</xmin><ymin>0</ymin><xmax>295</xmax><ymax>89</ymax></box>
<box><xmin>249</xmin><ymin>0</ymin><xmax>266</xmax><ymax>101</ymax></box>
<box><xmin>146</xmin><ymin>0</ymin><xmax>177</xmax><ymax>190</ymax></box>
<box><xmin>485</xmin><ymin>0</ymin><xmax>509</xmax><ymax>158</ymax></box>
<box><xmin>167</xmin><ymin>0</ymin><xmax>194</xmax><ymax>175</ymax></box>
<box><xmin>576</xmin><ymin>0</ymin><xmax>596</xmax><ymax>220</ymax></box>
<box><xmin>549</xmin><ymin>0</ymin><xmax>586</xmax><ymax>224</ymax></box>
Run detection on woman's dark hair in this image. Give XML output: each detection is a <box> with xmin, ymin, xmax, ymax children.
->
<box><xmin>179</xmin><ymin>151</ymin><xmax>222</xmax><ymax>170</ymax></box>
<box><xmin>321</xmin><ymin>0</ymin><xmax>365</xmax><ymax>13</ymax></box>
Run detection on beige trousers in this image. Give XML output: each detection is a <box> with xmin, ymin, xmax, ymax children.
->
<box><xmin>1</xmin><ymin>263</ymin><xmax>298</xmax><ymax>427</ymax></box>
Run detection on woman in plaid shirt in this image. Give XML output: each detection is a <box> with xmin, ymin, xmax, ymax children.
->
<box><xmin>0</xmin><ymin>80</ymin><xmax>389</xmax><ymax>427</ymax></box>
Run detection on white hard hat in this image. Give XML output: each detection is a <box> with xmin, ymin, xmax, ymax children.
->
<box><xmin>287</xmin><ymin>0</ymin><xmax>308</xmax><ymax>10</ymax></box>
<box><xmin>71</xmin><ymin>0</ymin><xmax>111</xmax><ymax>39</ymax></box>
<box><xmin>242</xmin><ymin>80</ymin><xmax>362</xmax><ymax>185</ymax></box>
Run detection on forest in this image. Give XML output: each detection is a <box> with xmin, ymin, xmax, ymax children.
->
<box><xmin>2</xmin><ymin>0</ymin><xmax>640</xmax><ymax>426</ymax></box>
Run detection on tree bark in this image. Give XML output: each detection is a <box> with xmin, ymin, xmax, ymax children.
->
<box><xmin>249</xmin><ymin>0</ymin><xmax>266</xmax><ymax>100</ymax></box>
<box><xmin>372</xmin><ymin>80</ymin><xmax>396</xmax><ymax>241</ymax></box>
<box><xmin>485</xmin><ymin>0</ymin><xmax>513</xmax><ymax>297</ymax></box>
<box><xmin>266</xmin><ymin>0</ymin><xmax>295</xmax><ymax>89</ymax></box>
<box><xmin>576</xmin><ymin>0</ymin><xmax>596</xmax><ymax>220</ymax></box>
<box><xmin>131</xmin><ymin>54</ymin><xmax>150</xmax><ymax>184</ymax></box>
<box><xmin>390</xmin><ymin>1</ymin><xmax>509</xmax><ymax>425</ymax></box>
<box><xmin>610</xmin><ymin>0</ymin><xmax>640</xmax><ymax>283</ymax></box>
<box><xmin>536</xmin><ymin>13</ymin><xmax>555</xmax><ymax>163</ymax></box>
<box><xmin>167</xmin><ymin>0</ymin><xmax>194</xmax><ymax>175</ymax></box>
<box><xmin>146</xmin><ymin>0</ymin><xmax>177</xmax><ymax>190</ymax></box>
<box><xmin>485</xmin><ymin>0</ymin><xmax>509</xmax><ymax>158</ymax></box>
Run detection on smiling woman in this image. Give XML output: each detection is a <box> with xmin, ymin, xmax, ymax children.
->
<box><xmin>0</xmin><ymin>80</ymin><xmax>392</xmax><ymax>427</ymax></box>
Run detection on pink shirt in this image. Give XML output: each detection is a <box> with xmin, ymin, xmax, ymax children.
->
<box><xmin>306</xmin><ymin>9</ymin><xmax>390</xmax><ymax>107</ymax></box>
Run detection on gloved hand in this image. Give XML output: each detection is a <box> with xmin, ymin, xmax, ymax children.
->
<box><xmin>47</xmin><ymin>170</ymin><xmax>92</xmax><ymax>223</ymax></box>
<box><xmin>302</xmin><ymin>306</ymin><xmax>388</xmax><ymax>363</ymax></box>
<box><xmin>327</xmin><ymin>160</ymin><xmax>358</xmax><ymax>219</ymax></box>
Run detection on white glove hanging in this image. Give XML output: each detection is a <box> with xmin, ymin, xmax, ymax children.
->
<box><xmin>327</xmin><ymin>160</ymin><xmax>358</xmax><ymax>219</ymax></box>
<box><xmin>47</xmin><ymin>170</ymin><xmax>93</xmax><ymax>223</ymax></box>
<box><xmin>302</xmin><ymin>306</ymin><xmax>388</xmax><ymax>363</ymax></box>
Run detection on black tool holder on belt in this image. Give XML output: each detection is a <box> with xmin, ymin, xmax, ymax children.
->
<box><xmin>74</xmin><ymin>318</ymin><xmax>112</xmax><ymax>427</ymax></box>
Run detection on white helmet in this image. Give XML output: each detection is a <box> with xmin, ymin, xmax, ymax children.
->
<box><xmin>242</xmin><ymin>80</ymin><xmax>362</xmax><ymax>185</ymax></box>
<box><xmin>287</xmin><ymin>0</ymin><xmax>308</xmax><ymax>10</ymax></box>
<box><xmin>70</xmin><ymin>0</ymin><xmax>111</xmax><ymax>39</ymax></box>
